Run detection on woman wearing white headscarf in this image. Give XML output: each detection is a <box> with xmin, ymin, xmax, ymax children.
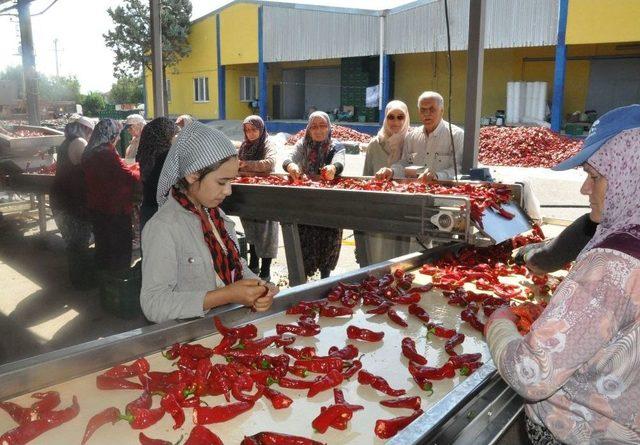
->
<box><xmin>356</xmin><ymin>100</ymin><xmax>413</xmax><ymax>265</ymax></box>
<box><xmin>140</xmin><ymin>122</ymin><xmax>277</xmax><ymax>324</ymax></box>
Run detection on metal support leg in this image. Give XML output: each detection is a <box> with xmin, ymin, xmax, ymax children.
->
<box><xmin>281</xmin><ymin>223</ymin><xmax>306</xmax><ymax>286</ymax></box>
<box><xmin>353</xmin><ymin>230</ymin><xmax>371</xmax><ymax>267</ymax></box>
<box><xmin>37</xmin><ymin>193</ymin><xmax>46</xmax><ymax>235</ymax></box>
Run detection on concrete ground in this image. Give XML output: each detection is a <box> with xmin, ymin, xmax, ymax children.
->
<box><xmin>0</xmin><ymin>141</ymin><xmax>588</xmax><ymax>365</ymax></box>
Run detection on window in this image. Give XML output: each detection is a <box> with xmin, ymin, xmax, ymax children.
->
<box><xmin>194</xmin><ymin>77</ymin><xmax>209</xmax><ymax>102</ymax></box>
<box><xmin>240</xmin><ymin>76</ymin><xmax>257</xmax><ymax>102</ymax></box>
<box><xmin>165</xmin><ymin>79</ymin><xmax>171</xmax><ymax>103</ymax></box>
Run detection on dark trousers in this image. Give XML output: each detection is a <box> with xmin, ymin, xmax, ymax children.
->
<box><xmin>92</xmin><ymin>212</ymin><xmax>132</xmax><ymax>274</ymax></box>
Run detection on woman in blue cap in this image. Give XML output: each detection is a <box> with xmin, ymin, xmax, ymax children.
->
<box><xmin>486</xmin><ymin>104</ymin><xmax>640</xmax><ymax>444</ymax></box>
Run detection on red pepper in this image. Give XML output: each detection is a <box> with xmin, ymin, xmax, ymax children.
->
<box><xmin>294</xmin><ymin>357</ymin><xmax>344</xmax><ymax>374</ymax></box>
<box><xmin>426</xmin><ymin>323</ymin><xmax>457</xmax><ymax>339</ymax></box>
<box><xmin>184</xmin><ymin>425</ymin><xmax>224</xmax><ymax>445</ymax></box>
<box><xmin>346</xmin><ymin>325</ymin><xmax>384</xmax><ymax>342</ymax></box>
<box><xmin>29</xmin><ymin>392</ymin><xmax>61</xmax><ymax>414</ymax></box>
<box><xmin>121</xmin><ymin>406</ymin><xmax>165</xmax><ymax>429</ymax></box>
<box><xmin>263</xmin><ymin>387</ymin><xmax>293</xmax><ymax>409</ymax></box>
<box><xmin>459</xmin><ymin>361</ymin><xmax>483</xmax><ymax>376</ymax></box>
<box><xmin>104</xmin><ymin>358</ymin><xmax>150</xmax><ymax>378</ymax></box>
<box><xmin>386</xmin><ymin>292</ymin><xmax>421</xmax><ymax>305</ymax></box>
<box><xmin>213</xmin><ymin>335</ymin><xmax>238</xmax><ymax>354</ymax></box>
<box><xmin>374</xmin><ymin>409</ymin><xmax>424</xmax><ymax>439</ymax></box>
<box><xmin>242</xmin><ymin>431</ymin><xmax>324</xmax><ymax>445</ymax></box>
<box><xmin>412</xmin><ymin>376</ymin><xmax>434</xmax><ymax>395</ymax></box>
<box><xmin>366</xmin><ymin>301</ymin><xmax>393</xmax><ymax>315</ymax></box>
<box><xmin>81</xmin><ymin>407</ymin><xmax>120</xmax><ymax>445</ymax></box>
<box><xmin>164</xmin><ymin>343</ymin><xmax>214</xmax><ymax>360</ymax></box>
<box><xmin>288</xmin><ymin>365</ymin><xmax>310</xmax><ymax>378</ymax></box>
<box><xmin>408</xmin><ymin>304</ymin><xmax>430</xmax><ymax>323</ymax></box>
<box><xmin>236</xmin><ymin>335</ymin><xmax>283</xmax><ymax>351</ymax></box>
<box><xmin>340</xmin><ymin>291</ymin><xmax>359</xmax><ymax>308</ymax></box>
<box><xmin>328</xmin><ymin>344</ymin><xmax>359</xmax><ymax>360</ymax></box>
<box><xmin>448</xmin><ymin>353</ymin><xmax>483</xmax><ymax>369</ymax></box>
<box><xmin>333</xmin><ymin>388</ymin><xmax>363</xmax><ymax>412</ymax></box>
<box><xmin>401</xmin><ymin>337</ymin><xmax>427</xmax><ymax>365</ymax></box>
<box><xmin>193</xmin><ymin>400</ymin><xmax>254</xmax><ymax>424</ymax></box>
<box><xmin>319</xmin><ymin>305</ymin><xmax>353</xmax><ymax>317</ymax></box>
<box><xmin>0</xmin><ymin>402</ymin><xmax>32</xmax><ymax>425</ymax></box>
<box><xmin>276</xmin><ymin>376</ymin><xmax>317</xmax><ymax>390</ymax></box>
<box><xmin>312</xmin><ymin>404</ymin><xmax>353</xmax><ymax>433</ymax></box>
<box><xmin>387</xmin><ymin>308</ymin><xmax>408</xmax><ymax>327</ymax></box>
<box><xmin>410</xmin><ymin>283</ymin><xmax>434</xmax><ymax>293</ymax></box>
<box><xmin>138</xmin><ymin>432</ymin><xmax>176</xmax><ymax>445</ymax></box>
<box><xmin>1</xmin><ymin>396</ymin><xmax>79</xmax><ymax>445</ymax></box>
<box><xmin>444</xmin><ymin>333</ymin><xmax>465</xmax><ymax>356</ymax></box>
<box><xmin>461</xmin><ymin>308</ymin><xmax>485</xmax><ymax>333</ymax></box>
<box><xmin>361</xmin><ymin>292</ymin><xmax>384</xmax><ymax>306</ymax></box>
<box><xmin>161</xmin><ymin>393</ymin><xmax>185</xmax><ymax>429</ymax></box>
<box><xmin>380</xmin><ymin>396</ymin><xmax>422</xmax><ymax>410</ymax></box>
<box><xmin>232</xmin><ymin>374</ymin><xmax>265</xmax><ymax>403</ymax></box>
<box><xmin>276</xmin><ymin>323</ymin><xmax>320</xmax><ymax>337</ymax></box>
<box><xmin>358</xmin><ymin>370</ymin><xmax>406</xmax><ymax>396</ymax></box>
<box><xmin>283</xmin><ymin>346</ymin><xmax>316</xmax><ymax>360</ymax></box>
<box><xmin>409</xmin><ymin>362</ymin><xmax>456</xmax><ymax>380</ymax></box>
<box><xmin>342</xmin><ymin>359</ymin><xmax>362</xmax><ymax>380</ymax></box>
<box><xmin>274</xmin><ymin>336</ymin><xmax>296</xmax><ymax>347</ymax></box>
<box><xmin>125</xmin><ymin>391</ymin><xmax>153</xmax><ymax>415</ymax></box>
<box><xmin>214</xmin><ymin>316</ymin><xmax>258</xmax><ymax>340</ymax></box>
<box><xmin>224</xmin><ymin>349</ymin><xmax>262</xmax><ymax>362</ymax></box>
<box><xmin>96</xmin><ymin>375</ymin><xmax>144</xmax><ymax>390</ymax></box>
<box><xmin>307</xmin><ymin>369</ymin><xmax>344</xmax><ymax>397</ymax></box>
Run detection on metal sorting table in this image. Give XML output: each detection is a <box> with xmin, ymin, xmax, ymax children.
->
<box><xmin>0</xmin><ymin>248</ymin><xmax>524</xmax><ymax>444</ymax></box>
<box><xmin>221</xmin><ymin>178</ymin><xmax>530</xmax><ymax>285</ymax></box>
<box><xmin>0</xmin><ymin>172</ymin><xmax>53</xmax><ymax>234</ymax></box>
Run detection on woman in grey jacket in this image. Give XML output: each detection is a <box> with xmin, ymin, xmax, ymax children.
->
<box><xmin>140</xmin><ymin>122</ymin><xmax>278</xmax><ymax>323</ymax></box>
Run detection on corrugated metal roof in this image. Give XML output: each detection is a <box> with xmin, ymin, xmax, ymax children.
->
<box><xmin>263</xmin><ymin>6</ymin><xmax>380</xmax><ymax>62</ymax></box>
<box><xmin>386</xmin><ymin>0</ymin><xmax>558</xmax><ymax>54</ymax></box>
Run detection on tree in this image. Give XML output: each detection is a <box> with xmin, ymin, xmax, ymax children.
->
<box><xmin>82</xmin><ymin>92</ymin><xmax>107</xmax><ymax>117</ymax></box>
<box><xmin>109</xmin><ymin>76</ymin><xmax>144</xmax><ymax>104</ymax></box>
<box><xmin>1</xmin><ymin>66</ymin><xmax>81</xmax><ymax>103</ymax></box>
<box><xmin>104</xmin><ymin>0</ymin><xmax>192</xmax><ymax>113</ymax></box>
<box><xmin>0</xmin><ymin>65</ymin><xmax>25</xmax><ymax>99</ymax></box>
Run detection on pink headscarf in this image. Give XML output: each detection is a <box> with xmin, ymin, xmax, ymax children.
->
<box><xmin>377</xmin><ymin>100</ymin><xmax>410</xmax><ymax>166</ymax></box>
<box><xmin>579</xmin><ymin>127</ymin><xmax>640</xmax><ymax>258</ymax></box>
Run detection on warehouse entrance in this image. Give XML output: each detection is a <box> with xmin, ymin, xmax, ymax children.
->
<box><xmin>586</xmin><ymin>58</ymin><xmax>640</xmax><ymax>116</ymax></box>
<box><xmin>279</xmin><ymin>67</ymin><xmax>341</xmax><ymax>119</ymax></box>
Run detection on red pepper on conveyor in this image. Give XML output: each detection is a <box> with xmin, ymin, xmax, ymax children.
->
<box><xmin>410</xmin><ymin>283</ymin><xmax>434</xmax><ymax>293</ymax></box>
<box><xmin>366</xmin><ymin>301</ymin><xmax>393</xmax><ymax>315</ymax></box>
<box><xmin>461</xmin><ymin>308</ymin><xmax>485</xmax><ymax>333</ymax></box>
<box><xmin>374</xmin><ymin>409</ymin><xmax>424</xmax><ymax>439</ymax></box>
<box><xmin>387</xmin><ymin>308</ymin><xmax>408</xmax><ymax>327</ymax></box>
<box><xmin>81</xmin><ymin>406</ymin><xmax>120</xmax><ymax>445</ymax></box>
<box><xmin>193</xmin><ymin>400</ymin><xmax>254</xmax><ymax>424</ymax></box>
<box><xmin>288</xmin><ymin>365</ymin><xmax>310</xmax><ymax>378</ymax></box>
<box><xmin>283</xmin><ymin>346</ymin><xmax>316</xmax><ymax>360</ymax></box>
<box><xmin>459</xmin><ymin>361</ymin><xmax>484</xmax><ymax>376</ymax></box>
<box><xmin>274</xmin><ymin>335</ymin><xmax>296</xmax><ymax>347</ymax></box>
<box><xmin>96</xmin><ymin>374</ymin><xmax>144</xmax><ymax>390</ymax></box>
<box><xmin>28</xmin><ymin>391</ymin><xmax>61</xmax><ymax>414</ymax></box>
<box><xmin>328</xmin><ymin>344</ymin><xmax>359</xmax><ymax>360</ymax></box>
<box><xmin>319</xmin><ymin>305</ymin><xmax>353</xmax><ymax>317</ymax></box>
<box><xmin>0</xmin><ymin>402</ymin><xmax>32</xmax><ymax>425</ymax></box>
<box><xmin>380</xmin><ymin>396</ymin><xmax>422</xmax><ymax>411</ymax></box>
<box><xmin>276</xmin><ymin>322</ymin><xmax>320</xmax><ymax>337</ymax></box>
<box><xmin>214</xmin><ymin>316</ymin><xmax>258</xmax><ymax>340</ymax></box>
<box><xmin>386</xmin><ymin>292</ymin><xmax>422</xmax><ymax>305</ymax></box>
<box><xmin>361</xmin><ymin>292</ymin><xmax>384</xmax><ymax>306</ymax></box>
<box><xmin>426</xmin><ymin>323</ymin><xmax>457</xmax><ymax>339</ymax></box>
<box><xmin>358</xmin><ymin>370</ymin><xmax>406</xmax><ymax>396</ymax></box>
<box><xmin>104</xmin><ymin>358</ymin><xmax>150</xmax><ymax>378</ymax></box>
<box><xmin>333</xmin><ymin>388</ymin><xmax>364</xmax><ymax>413</ymax></box>
<box><xmin>231</xmin><ymin>374</ymin><xmax>265</xmax><ymax>403</ymax></box>
<box><xmin>294</xmin><ymin>357</ymin><xmax>344</xmax><ymax>374</ymax></box>
<box><xmin>444</xmin><ymin>333</ymin><xmax>465</xmax><ymax>356</ymax></box>
<box><xmin>236</xmin><ymin>335</ymin><xmax>283</xmax><ymax>351</ymax></box>
<box><xmin>408</xmin><ymin>362</ymin><xmax>456</xmax><ymax>380</ymax></box>
<box><xmin>412</xmin><ymin>376</ymin><xmax>434</xmax><ymax>395</ymax></box>
<box><xmin>213</xmin><ymin>335</ymin><xmax>238</xmax><ymax>354</ymax></box>
<box><xmin>307</xmin><ymin>369</ymin><xmax>344</xmax><ymax>397</ymax></box>
<box><xmin>125</xmin><ymin>391</ymin><xmax>153</xmax><ymax>414</ymax></box>
<box><xmin>164</xmin><ymin>343</ymin><xmax>214</xmax><ymax>361</ymax></box>
<box><xmin>312</xmin><ymin>404</ymin><xmax>353</xmax><ymax>434</ymax></box>
<box><xmin>184</xmin><ymin>425</ymin><xmax>224</xmax><ymax>445</ymax></box>
<box><xmin>1</xmin><ymin>396</ymin><xmax>80</xmax><ymax>445</ymax></box>
<box><xmin>342</xmin><ymin>359</ymin><xmax>362</xmax><ymax>380</ymax></box>
<box><xmin>346</xmin><ymin>325</ymin><xmax>384</xmax><ymax>342</ymax></box>
<box><xmin>263</xmin><ymin>387</ymin><xmax>293</xmax><ymax>409</ymax></box>
<box><xmin>340</xmin><ymin>290</ymin><xmax>360</xmax><ymax>308</ymax></box>
<box><xmin>276</xmin><ymin>376</ymin><xmax>317</xmax><ymax>389</ymax></box>
<box><xmin>408</xmin><ymin>304</ymin><xmax>430</xmax><ymax>323</ymax></box>
<box><xmin>120</xmin><ymin>405</ymin><xmax>165</xmax><ymax>429</ymax></box>
<box><xmin>161</xmin><ymin>393</ymin><xmax>185</xmax><ymax>429</ymax></box>
<box><xmin>138</xmin><ymin>432</ymin><xmax>176</xmax><ymax>445</ymax></box>
<box><xmin>242</xmin><ymin>431</ymin><xmax>325</xmax><ymax>445</ymax></box>
<box><xmin>448</xmin><ymin>353</ymin><xmax>483</xmax><ymax>369</ymax></box>
<box><xmin>401</xmin><ymin>337</ymin><xmax>427</xmax><ymax>365</ymax></box>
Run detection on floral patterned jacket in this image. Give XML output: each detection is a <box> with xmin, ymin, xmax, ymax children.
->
<box><xmin>487</xmin><ymin>231</ymin><xmax>640</xmax><ymax>444</ymax></box>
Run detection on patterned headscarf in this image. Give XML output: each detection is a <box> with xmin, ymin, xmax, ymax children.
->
<box><xmin>136</xmin><ymin>117</ymin><xmax>177</xmax><ymax>180</ymax></box>
<box><xmin>239</xmin><ymin>115</ymin><xmax>268</xmax><ymax>161</ymax></box>
<box><xmin>378</xmin><ymin>100</ymin><xmax>410</xmax><ymax>166</ymax></box>
<box><xmin>579</xmin><ymin>127</ymin><xmax>640</xmax><ymax>258</ymax></box>
<box><xmin>64</xmin><ymin>121</ymin><xmax>92</xmax><ymax>142</ymax></box>
<box><xmin>157</xmin><ymin>121</ymin><xmax>238</xmax><ymax>206</ymax></box>
<box><xmin>82</xmin><ymin>119</ymin><xmax>122</xmax><ymax>160</ymax></box>
<box><xmin>302</xmin><ymin>111</ymin><xmax>333</xmax><ymax>174</ymax></box>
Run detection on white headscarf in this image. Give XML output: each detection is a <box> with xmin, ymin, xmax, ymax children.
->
<box><xmin>377</xmin><ymin>100</ymin><xmax>410</xmax><ymax>166</ymax></box>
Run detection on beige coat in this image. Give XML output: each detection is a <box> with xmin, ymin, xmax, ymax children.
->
<box><xmin>140</xmin><ymin>193</ymin><xmax>257</xmax><ymax>323</ymax></box>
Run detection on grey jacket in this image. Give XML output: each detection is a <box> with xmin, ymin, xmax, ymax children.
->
<box><xmin>140</xmin><ymin>193</ymin><xmax>257</xmax><ymax>323</ymax></box>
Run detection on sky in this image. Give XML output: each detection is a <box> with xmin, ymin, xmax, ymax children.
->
<box><xmin>0</xmin><ymin>0</ymin><xmax>412</xmax><ymax>94</ymax></box>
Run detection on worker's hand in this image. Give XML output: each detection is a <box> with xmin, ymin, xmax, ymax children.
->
<box><xmin>286</xmin><ymin>163</ymin><xmax>302</xmax><ymax>181</ymax></box>
<box><xmin>418</xmin><ymin>169</ymin><xmax>438</xmax><ymax>183</ymax></box>
<box><xmin>484</xmin><ymin>305</ymin><xmax>518</xmax><ymax>336</ymax></box>
<box><xmin>253</xmin><ymin>282</ymin><xmax>278</xmax><ymax>312</ymax></box>
<box><xmin>222</xmin><ymin>279</ymin><xmax>271</xmax><ymax>308</ymax></box>
<box><xmin>238</xmin><ymin>160</ymin><xmax>248</xmax><ymax>171</ymax></box>
<box><xmin>375</xmin><ymin>167</ymin><xmax>393</xmax><ymax>181</ymax></box>
<box><xmin>513</xmin><ymin>243</ymin><xmax>546</xmax><ymax>275</ymax></box>
<box><xmin>321</xmin><ymin>164</ymin><xmax>336</xmax><ymax>181</ymax></box>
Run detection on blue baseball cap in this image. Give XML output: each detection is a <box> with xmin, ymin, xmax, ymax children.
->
<box><xmin>553</xmin><ymin>104</ymin><xmax>640</xmax><ymax>170</ymax></box>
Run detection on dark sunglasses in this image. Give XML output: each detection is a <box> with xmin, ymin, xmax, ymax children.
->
<box><xmin>387</xmin><ymin>114</ymin><xmax>405</xmax><ymax>121</ymax></box>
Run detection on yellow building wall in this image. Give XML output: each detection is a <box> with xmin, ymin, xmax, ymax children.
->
<box><xmin>145</xmin><ymin>14</ymin><xmax>219</xmax><ymax>119</ymax></box>
<box><xmin>220</xmin><ymin>3</ymin><xmax>259</xmax><ymax>66</ymax></box>
<box><xmin>567</xmin><ymin>0</ymin><xmax>640</xmax><ymax>44</ymax></box>
<box><xmin>225</xmin><ymin>63</ymin><xmax>259</xmax><ymax>120</ymax></box>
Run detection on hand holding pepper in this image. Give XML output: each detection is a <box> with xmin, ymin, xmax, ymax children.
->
<box><xmin>484</xmin><ymin>306</ymin><xmax>518</xmax><ymax>336</ymax></box>
<box><xmin>320</xmin><ymin>164</ymin><xmax>336</xmax><ymax>181</ymax></box>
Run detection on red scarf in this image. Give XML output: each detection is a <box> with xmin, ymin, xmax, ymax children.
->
<box><xmin>172</xmin><ymin>187</ymin><xmax>242</xmax><ymax>285</ymax></box>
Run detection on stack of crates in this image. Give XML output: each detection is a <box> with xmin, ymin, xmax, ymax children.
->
<box><xmin>341</xmin><ymin>58</ymin><xmax>367</xmax><ymax>120</ymax></box>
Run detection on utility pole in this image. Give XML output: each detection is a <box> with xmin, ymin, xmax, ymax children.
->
<box><xmin>17</xmin><ymin>0</ymin><xmax>40</xmax><ymax>125</ymax></box>
<box><xmin>150</xmin><ymin>0</ymin><xmax>165</xmax><ymax>117</ymax></box>
<box><xmin>54</xmin><ymin>38</ymin><xmax>60</xmax><ymax>77</ymax></box>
